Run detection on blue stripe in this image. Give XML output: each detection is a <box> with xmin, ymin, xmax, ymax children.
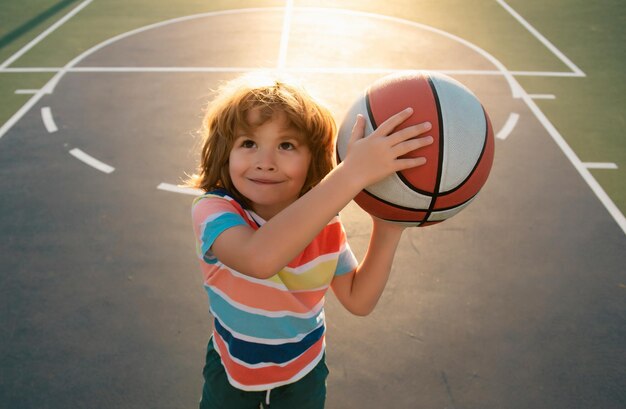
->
<box><xmin>206</xmin><ymin>286</ymin><xmax>324</xmax><ymax>340</ymax></box>
<box><xmin>335</xmin><ymin>245</ymin><xmax>358</xmax><ymax>276</ymax></box>
<box><xmin>214</xmin><ymin>318</ymin><xmax>324</xmax><ymax>365</ymax></box>
<box><xmin>200</xmin><ymin>212</ymin><xmax>247</xmax><ymax>257</ymax></box>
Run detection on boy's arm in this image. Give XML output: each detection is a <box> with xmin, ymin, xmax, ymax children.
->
<box><xmin>330</xmin><ymin>219</ymin><xmax>405</xmax><ymax>316</ymax></box>
<box><xmin>210</xmin><ymin>109</ymin><xmax>432</xmax><ymax>279</ymax></box>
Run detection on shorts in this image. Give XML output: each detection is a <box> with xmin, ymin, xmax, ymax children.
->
<box><xmin>199</xmin><ymin>338</ymin><xmax>329</xmax><ymax>409</ymax></box>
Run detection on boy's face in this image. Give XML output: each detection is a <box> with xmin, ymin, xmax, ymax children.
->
<box><xmin>229</xmin><ymin>109</ymin><xmax>312</xmax><ymax>220</ymax></box>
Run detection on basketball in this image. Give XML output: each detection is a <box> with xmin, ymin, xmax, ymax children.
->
<box><xmin>336</xmin><ymin>71</ymin><xmax>495</xmax><ymax>226</ymax></box>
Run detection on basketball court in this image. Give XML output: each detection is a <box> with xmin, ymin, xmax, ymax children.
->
<box><xmin>1</xmin><ymin>2</ymin><xmax>625</xmax><ymax>408</ymax></box>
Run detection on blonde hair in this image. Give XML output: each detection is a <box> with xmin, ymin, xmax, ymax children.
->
<box><xmin>186</xmin><ymin>72</ymin><xmax>337</xmax><ymax>208</ymax></box>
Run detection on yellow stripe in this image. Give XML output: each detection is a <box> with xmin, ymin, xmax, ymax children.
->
<box><xmin>272</xmin><ymin>259</ymin><xmax>338</xmax><ymax>291</ymax></box>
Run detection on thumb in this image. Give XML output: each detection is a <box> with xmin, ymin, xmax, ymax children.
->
<box><xmin>348</xmin><ymin>114</ymin><xmax>366</xmax><ymax>149</ymax></box>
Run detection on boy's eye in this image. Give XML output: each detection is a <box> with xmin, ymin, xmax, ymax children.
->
<box><xmin>241</xmin><ymin>139</ymin><xmax>255</xmax><ymax>148</ymax></box>
<box><xmin>279</xmin><ymin>142</ymin><xmax>295</xmax><ymax>150</ymax></box>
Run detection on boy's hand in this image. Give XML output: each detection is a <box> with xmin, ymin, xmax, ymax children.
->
<box><xmin>342</xmin><ymin>107</ymin><xmax>434</xmax><ymax>189</ymax></box>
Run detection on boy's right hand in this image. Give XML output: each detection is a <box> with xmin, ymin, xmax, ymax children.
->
<box><xmin>342</xmin><ymin>107</ymin><xmax>434</xmax><ymax>189</ymax></box>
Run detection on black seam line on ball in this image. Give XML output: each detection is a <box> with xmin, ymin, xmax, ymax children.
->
<box><xmin>360</xmin><ymin>188</ymin><xmax>431</xmax><ymax>213</ymax></box>
<box><xmin>365</xmin><ymin>87</ymin><xmax>378</xmax><ymax>130</ymax></box>
<box><xmin>420</xmin><ymin>75</ymin><xmax>445</xmax><ymax>226</ymax></box>
<box><xmin>439</xmin><ymin>105</ymin><xmax>490</xmax><ymax>196</ymax></box>
<box><xmin>362</xmin><ymin>187</ymin><xmax>478</xmax><ymax>213</ymax></box>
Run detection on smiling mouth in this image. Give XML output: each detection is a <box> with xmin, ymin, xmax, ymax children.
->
<box><xmin>249</xmin><ymin>178</ymin><xmax>283</xmax><ymax>185</ymax></box>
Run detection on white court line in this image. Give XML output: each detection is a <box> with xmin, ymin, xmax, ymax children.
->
<box><xmin>1</xmin><ymin>67</ymin><xmax>62</xmax><ymax>73</ymax></box>
<box><xmin>157</xmin><ymin>183</ymin><xmax>204</xmax><ymax>196</ymax></box>
<box><xmin>0</xmin><ymin>90</ymin><xmax>48</xmax><ymax>139</ymax></box>
<box><xmin>69</xmin><ymin>148</ymin><xmax>115</xmax><ymax>174</ymax></box>
<box><xmin>1</xmin><ymin>7</ymin><xmax>622</xmax><ymax>235</ymax></box>
<box><xmin>0</xmin><ymin>66</ymin><xmax>584</xmax><ymax>78</ymax></box>
<box><xmin>277</xmin><ymin>0</ymin><xmax>294</xmax><ymax>69</ymax></box>
<box><xmin>38</xmin><ymin>7</ymin><xmax>524</xmax><ymax>98</ymax></box>
<box><xmin>41</xmin><ymin>107</ymin><xmax>58</xmax><ymax>132</ymax></box>
<box><xmin>496</xmin><ymin>113</ymin><xmax>520</xmax><ymax>140</ymax></box>
<box><xmin>519</xmin><ymin>91</ymin><xmax>626</xmax><ymax>235</ymax></box>
<box><xmin>529</xmin><ymin>94</ymin><xmax>556</xmax><ymax>100</ymax></box>
<box><xmin>15</xmin><ymin>89</ymin><xmax>39</xmax><ymax>94</ymax></box>
<box><xmin>0</xmin><ymin>0</ymin><xmax>94</xmax><ymax>69</ymax></box>
<box><xmin>496</xmin><ymin>0</ymin><xmax>585</xmax><ymax>77</ymax></box>
<box><xmin>583</xmin><ymin>162</ymin><xmax>618</xmax><ymax>170</ymax></box>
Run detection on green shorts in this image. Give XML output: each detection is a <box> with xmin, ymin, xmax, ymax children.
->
<box><xmin>199</xmin><ymin>338</ymin><xmax>329</xmax><ymax>409</ymax></box>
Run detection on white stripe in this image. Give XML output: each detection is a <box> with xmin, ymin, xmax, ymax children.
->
<box><xmin>0</xmin><ymin>0</ymin><xmax>94</xmax><ymax>69</ymax></box>
<box><xmin>14</xmin><ymin>89</ymin><xmax>39</xmax><ymax>94</ymax></box>
<box><xmin>496</xmin><ymin>113</ymin><xmax>520</xmax><ymax>140</ymax></box>
<box><xmin>211</xmin><ymin>308</ymin><xmax>325</xmax><ymax>345</ymax></box>
<box><xmin>209</xmin><ymin>285</ymin><xmax>324</xmax><ymax>319</ymax></box>
<box><xmin>68</xmin><ymin>148</ymin><xmax>115</xmax><ymax>173</ymax></box>
<box><xmin>529</xmin><ymin>94</ymin><xmax>556</xmax><ymax>100</ymax></box>
<box><xmin>199</xmin><ymin>211</ymin><xmax>233</xmax><ymax>225</ymax></box>
<box><xmin>277</xmin><ymin>0</ymin><xmax>294</xmax><ymax>69</ymax></box>
<box><xmin>223</xmin><ymin>265</ymin><xmax>289</xmax><ymax>291</ymax></box>
<box><xmin>496</xmin><ymin>0</ymin><xmax>585</xmax><ymax>76</ymax></box>
<box><xmin>41</xmin><ymin>107</ymin><xmax>58</xmax><ymax>133</ymax></box>
<box><xmin>583</xmin><ymin>162</ymin><xmax>618</xmax><ymax>170</ymax></box>
<box><xmin>519</xmin><ymin>90</ymin><xmax>626</xmax><ymax>235</ymax></box>
<box><xmin>157</xmin><ymin>182</ymin><xmax>203</xmax><ymax>195</ymax></box>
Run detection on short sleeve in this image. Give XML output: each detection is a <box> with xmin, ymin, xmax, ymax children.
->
<box><xmin>192</xmin><ymin>195</ymin><xmax>248</xmax><ymax>264</ymax></box>
<box><xmin>334</xmin><ymin>221</ymin><xmax>358</xmax><ymax>276</ymax></box>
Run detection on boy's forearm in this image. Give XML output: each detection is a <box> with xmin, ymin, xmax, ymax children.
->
<box><xmin>343</xmin><ymin>222</ymin><xmax>404</xmax><ymax>316</ymax></box>
<box><xmin>246</xmin><ymin>162</ymin><xmax>363</xmax><ymax>276</ymax></box>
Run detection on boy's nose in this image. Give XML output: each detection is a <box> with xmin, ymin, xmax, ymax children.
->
<box><xmin>255</xmin><ymin>149</ymin><xmax>276</xmax><ymax>171</ymax></box>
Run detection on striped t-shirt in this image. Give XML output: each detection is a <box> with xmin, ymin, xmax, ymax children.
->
<box><xmin>191</xmin><ymin>189</ymin><xmax>358</xmax><ymax>391</ymax></box>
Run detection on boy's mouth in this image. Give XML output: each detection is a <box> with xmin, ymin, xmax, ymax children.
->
<box><xmin>248</xmin><ymin>178</ymin><xmax>282</xmax><ymax>185</ymax></box>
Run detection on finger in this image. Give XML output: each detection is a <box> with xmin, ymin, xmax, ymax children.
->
<box><xmin>394</xmin><ymin>156</ymin><xmax>428</xmax><ymax>171</ymax></box>
<box><xmin>373</xmin><ymin>107</ymin><xmax>414</xmax><ymax>137</ymax></box>
<box><xmin>348</xmin><ymin>114</ymin><xmax>366</xmax><ymax>147</ymax></box>
<box><xmin>387</xmin><ymin>122</ymin><xmax>432</xmax><ymax>145</ymax></box>
<box><xmin>391</xmin><ymin>135</ymin><xmax>434</xmax><ymax>157</ymax></box>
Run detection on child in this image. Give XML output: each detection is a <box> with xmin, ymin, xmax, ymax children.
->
<box><xmin>187</xmin><ymin>72</ymin><xmax>433</xmax><ymax>408</ymax></box>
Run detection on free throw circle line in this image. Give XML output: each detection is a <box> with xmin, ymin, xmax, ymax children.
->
<box><xmin>496</xmin><ymin>112</ymin><xmax>520</xmax><ymax>140</ymax></box>
<box><xmin>69</xmin><ymin>148</ymin><xmax>115</xmax><ymax>174</ymax></box>
<box><xmin>41</xmin><ymin>107</ymin><xmax>58</xmax><ymax>133</ymax></box>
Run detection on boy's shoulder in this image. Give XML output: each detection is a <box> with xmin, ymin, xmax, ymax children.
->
<box><xmin>192</xmin><ymin>189</ymin><xmax>241</xmax><ymax>209</ymax></box>
<box><xmin>192</xmin><ymin>189</ymin><xmax>257</xmax><ymax>228</ymax></box>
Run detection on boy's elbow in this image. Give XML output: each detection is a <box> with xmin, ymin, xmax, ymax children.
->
<box><xmin>247</xmin><ymin>254</ymin><xmax>280</xmax><ymax>279</ymax></box>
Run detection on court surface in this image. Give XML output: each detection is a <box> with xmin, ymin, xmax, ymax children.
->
<box><xmin>1</xmin><ymin>3</ymin><xmax>625</xmax><ymax>409</ymax></box>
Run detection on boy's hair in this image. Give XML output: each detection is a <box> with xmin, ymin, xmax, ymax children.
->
<box><xmin>187</xmin><ymin>72</ymin><xmax>337</xmax><ymax>208</ymax></box>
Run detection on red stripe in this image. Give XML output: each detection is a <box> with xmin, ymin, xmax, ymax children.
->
<box><xmin>286</xmin><ymin>221</ymin><xmax>343</xmax><ymax>267</ymax></box>
<box><xmin>205</xmin><ymin>268</ymin><xmax>326</xmax><ymax>313</ymax></box>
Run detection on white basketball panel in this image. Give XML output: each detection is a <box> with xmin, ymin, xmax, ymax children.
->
<box><xmin>431</xmin><ymin>73</ymin><xmax>486</xmax><ymax>192</ymax></box>
<box><xmin>365</xmin><ymin>172</ymin><xmax>432</xmax><ymax>210</ymax></box>
<box><xmin>337</xmin><ymin>95</ymin><xmax>374</xmax><ymax>161</ymax></box>
<box><xmin>426</xmin><ymin>197</ymin><xmax>474</xmax><ymax>222</ymax></box>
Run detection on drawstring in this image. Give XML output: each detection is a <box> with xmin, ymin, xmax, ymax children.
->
<box><xmin>265</xmin><ymin>389</ymin><xmax>272</xmax><ymax>406</ymax></box>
